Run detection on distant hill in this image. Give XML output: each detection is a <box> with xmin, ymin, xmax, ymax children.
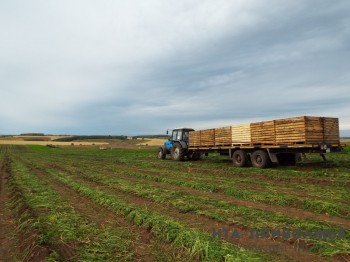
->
<box><xmin>133</xmin><ymin>135</ymin><xmax>168</xmax><ymax>139</ymax></box>
<box><xmin>53</xmin><ymin>135</ymin><xmax>127</xmax><ymax>142</ymax></box>
<box><xmin>20</xmin><ymin>133</ymin><xmax>45</xmax><ymax>136</ymax></box>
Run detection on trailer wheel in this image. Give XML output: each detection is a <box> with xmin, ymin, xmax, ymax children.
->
<box><xmin>171</xmin><ymin>143</ymin><xmax>185</xmax><ymax>161</ymax></box>
<box><xmin>232</xmin><ymin>150</ymin><xmax>248</xmax><ymax>167</ymax></box>
<box><xmin>157</xmin><ymin>147</ymin><xmax>166</xmax><ymax>160</ymax></box>
<box><xmin>251</xmin><ymin>150</ymin><xmax>271</xmax><ymax>168</ymax></box>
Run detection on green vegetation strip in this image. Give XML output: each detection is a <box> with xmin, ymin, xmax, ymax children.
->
<box><xmin>31</xmin><ymin>160</ymin><xmax>350</xmax><ymax>258</ymax></box>
<box><xmin>10</xmin><ymin>160</ymin><xmax>136</xmax><ymax>261</ymax></box>
<box><xmin>33</xmin><ymin>154</ymin><xmax>350</xmax><ymax>219</ymax></box>
<box><xmin>26</xmin><ymin>162</ymin><xmax>279</xmax><ymax>261</ymax></box>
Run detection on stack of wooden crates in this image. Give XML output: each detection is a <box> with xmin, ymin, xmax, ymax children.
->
<box><xmin>189</xmin><ymin>116</ymin><xmax>339</xmax><ymax>147</ymax></box>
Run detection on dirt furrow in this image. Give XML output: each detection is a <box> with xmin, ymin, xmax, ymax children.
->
<box><xmin>37</xmin><ymin>157</ymin><xmax>350</xmax><ymax>230</ymax></box>
<box><xmin>24</xmin><ymin>159</ymin><xmax>334</xmax><ymax>262</ymax></box>
<box><xmin>17</xmin><ymin>157</ymin><xmax>195</xmax><ymax>262</ymax></box>
<box><xmin>0</xmin><ymin>153</ymin><xmax>49</xmax><ymax>261</ymax></box>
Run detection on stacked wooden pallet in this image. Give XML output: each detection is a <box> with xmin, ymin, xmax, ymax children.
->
<box><xmin>250</xmin><ymin>121</ymin><xmax>275</xmax><ymax>144</ymax></box>
<box><xmin>189</xmin><ymin>131</ymin><xmax>201</xmax><ymax>147</ymax></box>
<box><xmin>231</xmin><ymin>124</ymin><xmax>251</xmax><ymax>145</ymax></box>
<box><xmin>323</xmin><ymin>117</ymin><xmax>339</xmax><ymax>143</ymax></box>
<box><xmin>189</xmin><ymin>116</ymin><xmax>340</xmax><ymax>147</ymax></box>
<box><xmin>275</xmin><ymin>116</ymin><xmax>306</xmax><ymax>144</ymax></box>
<box><xmin>189</xmin><ymin>129</ymin><xmax>215</xmax><ymax>147</ymax></box>
<box><xmin>200</xmin><ymin>129</ymin><xmax>215</xmax><ymax>146</ymax></box>
<box><xmin>273</xmin><ymin>116</ymin><xmax>340</xmax><ymax>144</ymax></box>
<box><xmin>214</xmin><ymin>126</ymin><xmax>231</xmax><ymax>146</ymax></box>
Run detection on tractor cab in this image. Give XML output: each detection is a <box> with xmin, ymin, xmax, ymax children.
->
<box><xmin>158</xmin><ymin>128</ymin><xmax>198</xmax><ymax>161</ymax></box>
<box><xmin>169</xmin><ymin>128</ymin><xmax>193</xmax><ymax>142</ymax></box>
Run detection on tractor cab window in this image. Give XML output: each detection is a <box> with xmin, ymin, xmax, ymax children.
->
<box><xmin>177</xmin><ymin>130</ymin><xmax>183</xmax><ymax>140</ymax></box>
<box><xmin>183</xmin><ymin>131</ymin><xmax>189</xmax><ymax>141</ymax></box>
<box><xmin>172</xmin><ymin>130</ymin><xmax>178</xmax><ymax>140</ymax></box>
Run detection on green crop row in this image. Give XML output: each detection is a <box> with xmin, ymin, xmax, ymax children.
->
<box><xmin>9</xmin><ymin>160</ymin><xmax>137</xmax><ymax>261</ymax></box>
<box><xmin>35</xmin><ymin>154</ymin><xmax>349</xmax><ymax>219</ymax></box>
<box><xmin>23</xmin><ymin>160</ymin><xmax>278</xmax><ymax>262</ymax></box>
<box><xmin>29</xmin><ymin>159</ymin><xmax>350</xmax><ymax>259</ymax></box>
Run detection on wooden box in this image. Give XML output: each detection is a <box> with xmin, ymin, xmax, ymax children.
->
<box><xmin>189</xmin><ymin>131</ymin><xmax>201</xmax><ymax>147</ymax></box>
<box><xmin>231</xmin><ymin>124</ymin><xmax>251</xmax><ymax>144</ymax></box>
<box><xmin>214</xmin><ymin>126</ymin><xmax>232</xmax><ymax>146</ymax></box>
<box><xmin>200</xmin><ymin>129</ymin><xmax>215</xmax><ymax>146</ymax></box>
<box><xmin>250</xmin><ymin>120</ymin><xmax>276</xmax><ymax>144</ymax></box>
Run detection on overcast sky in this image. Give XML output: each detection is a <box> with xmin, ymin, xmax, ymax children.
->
<box><xmin>1</xmin><ymin>0</ymin><xmax>349</xmax><ymax>135</ymax></box>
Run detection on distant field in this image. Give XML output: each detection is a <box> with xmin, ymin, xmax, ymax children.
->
<box><xmin>0</xmin><ymin>136</ymin><xmax>162</xmax><ymax>148</ymax></box>
<box><xmin>137</xmin><ymin>138</ymin><xmax>165</xmax><ymax>146</ymax></box>
<box><xmin>0</xmin><ymin>140</ymin><xmax>108</xmax><ymax>146</ymax></box>
<box><xmin>341</xmin><ymin>138</ymin><xmax>350</xmax><ymax>145</ymax></box>
<box><xmin>0</xmin><ymin>145</ymin><xmax>349</xmax><ymax>261</ymax></box>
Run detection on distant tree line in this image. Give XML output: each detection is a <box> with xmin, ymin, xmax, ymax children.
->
<box><xmin>53</xmin><ymin>135</ymin><xmax>127</xmax><ymax>142</ymax></box>
<box><xmin>133</xmin><ymin>135</ymin><xmax>168</xmax><ymax>139</ymax></box>
<box><xmin>20</xmin><ymin>133</ymin><xmax>45</xmax><ymax>136</ymax></box>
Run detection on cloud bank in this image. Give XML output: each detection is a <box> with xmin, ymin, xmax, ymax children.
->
<box><xmin>1</xmin><ymin>0</ymin><xmax>349</xmax><ymax>135</ymax></box>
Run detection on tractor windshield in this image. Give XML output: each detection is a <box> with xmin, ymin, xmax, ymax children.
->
<box><xmin>183</xmin><ymin>131</ymin><xmax>189</xmax><ymax>141</ymax></box>
<box><xmin>177</xmin><ymin>130</ymin><xmax>183</xmax><ymax>140</ymax></box>
<box><xmin>172</xmin><ymin>130</ymin><xmax>177</xmax><ymax>140</ymax></box>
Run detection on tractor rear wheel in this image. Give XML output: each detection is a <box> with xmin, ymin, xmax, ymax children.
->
<box><xmin>157</xmin><ymin>147</ymin><xmax>166</xmax><ymax>160</ymax></box>
<box><xmin>251</xmin><ymin>150</ymin><xmax>271</xmax><ymax>168</ymax></box>
<box><xmin>232</xmin><ymin>150</ymin><xmax>248</xmax><ymax>167</ymax></box>
<box><xmin>171</xmin><ymin>143</ymin><xmax>185</xmax><ymax>161</ymax></box>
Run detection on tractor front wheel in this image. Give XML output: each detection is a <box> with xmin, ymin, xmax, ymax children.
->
<box><xmin>157</xmin><ymin>147</ymin><xmax>166</xmax><ymax>160</ymax></box>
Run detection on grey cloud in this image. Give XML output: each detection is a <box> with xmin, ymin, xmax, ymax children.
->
<box><xmin>0</xmin><ymin>0</ymin><xmax>349</xmax><ymax>135</ymax></box>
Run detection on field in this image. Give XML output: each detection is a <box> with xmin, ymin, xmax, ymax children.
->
<box><xmin>0</xmin><ymin>145</ymin><xmax>349</xmax><ymax>261</ymax></box>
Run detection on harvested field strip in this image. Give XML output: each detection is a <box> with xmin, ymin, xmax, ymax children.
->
<box><xmin>10</xmin><ymin>160</ymin><xmax>138</xmax><ymax>261</ymax></box>
<box><xmin>28</xmin><ymin>156</ymin><xmax>350</xmax><ymax>229</ymax></box>
<box><xmin>15</xmin><ymin>158</ymin><xmax>278</xmax><ymax>262</ymax></box>
<box><xmin>23</xmin><ymin>158</ymin><xmax>350</xmax><ymax>259</ymax></box>
<box><xmin>16</xmin><ymin>158</ymin><xmax>192</xmax><ymax>262</ymax></box>
<box><xmin>0</xmin><ymin>152</ymin><xmax>23</xmax><ymax>261</ymax></box>
<box><xmin>87</xmin><ymin>161</ymin><xmax>350</xmax><ymax>208</ymax></box>
<box><xmin>30</xmin><ymin>155</ymin><xmax>349</xmax><ymax>219</ymax></box>
<box><xmin>31</xmin><ymin>149</ymin><xmax>350</xmax><ymax>189</ymax></box>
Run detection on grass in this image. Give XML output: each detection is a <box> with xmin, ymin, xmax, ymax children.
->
<box><xmin>9</xmin><ymin>160</ymin><xmax>136</xmax><ymax>261</ymax></box>
<box><xmin>25</xmin><ymin>151</ymin><xmax>350</xmax><ymax>219</ymax></box>
<box><xmin>37</xmin><ymin>160</ymin><xmax>350</xmax><ymax>257</ymax></box>
<box><xmin>3</xmin><ymin>144</ymin><xmax>350</xmax><ymax>261</ymax></box>
<box><xmin>24</xmin><ymin>160</ymin><xmax>276</xmax><ymax>261</ymax></box>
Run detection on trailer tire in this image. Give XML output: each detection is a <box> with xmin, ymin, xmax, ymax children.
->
<box><xmin>232</xmin><ymin>150</ymin><xmax>248</xmax><ymax>167</ymax></box>
<box><xmin>251</xmin><ymin>150</ymin><xmax>271</xmax><ymax>169</ymax></box>
<box><xmin>157</xmin><ymin>147</ymin><xmax>166</xmax><ymax>160</ymax></box>
<box><xmin>171</xmin><ymin>143</ymin><xmax>185</xmax><ymax>161</ymax></box>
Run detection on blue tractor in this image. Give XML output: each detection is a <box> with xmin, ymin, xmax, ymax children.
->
<box><xmin>158</xmin><ymin>128</ymin><xmax>201</xmax><ymax>161</ymax></box>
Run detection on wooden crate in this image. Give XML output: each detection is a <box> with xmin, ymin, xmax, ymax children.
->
<box><xmin>275</xmin><ymin>116</ymin><xmax>340</xmax><ymax>144</ymax></box>
<box><xmin>324</xmin><ymin>117</ymin><xmax>339</xmax><ymax>144</ymax></box>
<box><xmin>275</xmin><ymin>116</ymin><xmax>306</xmax><ymax>144</ymax></box>
<box><xmin>189</xmin><ymin>131</ymin><xmax>201</xmax><ymax>147</ymax></box>
<box><xmin>215</xmin><ymin>126</ymin><xmax>232</xmax><ymax>146</ymax></box>
<box><xmin>250</xmin><ymin>120</ymin><xmax>276</xmax><ymax>144</ymax></box>
<box><xmin>304</xmin><ymin>116</ymin><xmax>324</xmax><ymax>143</ymax></box>
<box><xmin>231</xmin><ymin>124</ymin><xmax>251</xmax><ymax>144</ymax></box>
<box><xmin>200</xmin><ymin>129</ymin><xmax>215</xmax><ymax>146</ymax></box>
<box><xmin>190</xmin><ymin>116</ymin><xmax>339</xmax><ymax>147</ymax></box>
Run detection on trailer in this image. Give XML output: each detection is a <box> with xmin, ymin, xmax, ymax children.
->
<box><xmin>157</xmin><ymin>116</ymin><xmax>343</xmax><ymax>168</ymax></box>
